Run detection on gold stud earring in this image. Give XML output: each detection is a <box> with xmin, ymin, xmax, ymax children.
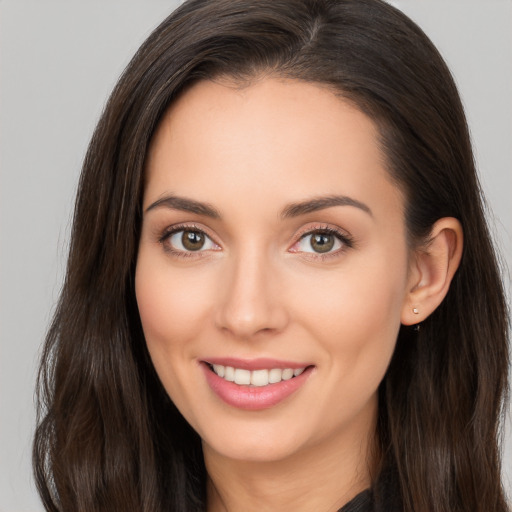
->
<box><xmin>412</xmin><ymin>307</ymin><xmax>419</xmax><ymax>314</ymax></box>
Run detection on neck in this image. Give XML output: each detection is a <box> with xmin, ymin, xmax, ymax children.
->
<box><xmin>204</xmin><ymin>406</ymin><xmax>378</xmax><ymax>512</ymax></box>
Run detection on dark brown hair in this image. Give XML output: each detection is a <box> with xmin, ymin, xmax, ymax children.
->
<box><xmin>33</xmin><ymin>1</ymin><xmax>510</xmax><ymax>511</ymax></box>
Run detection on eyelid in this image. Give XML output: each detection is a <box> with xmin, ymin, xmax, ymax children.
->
<box><xmin>156</xmin><ymin>221</ymin><xmax>353</xmax><ymax>259</ymax></box>
<box><xmin>289</xmin><ymin>223</ymin><xmax>354</xmax><ymax>257</ymax></box>
<box><xmin>158</xmin><ymin>223</ymin><xmax>221</xmax><ymax>256</ymax></box>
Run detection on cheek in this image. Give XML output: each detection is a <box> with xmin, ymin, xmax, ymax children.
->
<box><xmin>295</xmin><ymin>246</ymin><xmax>408</xmax><ymax>370</ymax></box>
<box><xmin>135</xmin><ymin>252</ymin><xmax>215</xmax><ymax>360</ymax></box>
<box><xmin>295</xmin><ymin>258</ymin><xmax>406</xmax><ymax>425</ymax></box>
<box><xmin>134</xmin><ymin>252</ymin><xmax>220</xmax><ymax>418</ymax></box>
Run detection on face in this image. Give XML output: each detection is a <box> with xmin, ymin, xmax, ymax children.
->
<box><xmin>136</xmin><ymin>77</ymin><xmax>414</xmax><ymax>464</ymax></box>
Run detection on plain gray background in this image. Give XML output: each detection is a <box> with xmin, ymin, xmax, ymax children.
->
<box><xmin>1</xmin><ymin>1</ymin><xmax>510</xmax><ymax>510</ymax></box>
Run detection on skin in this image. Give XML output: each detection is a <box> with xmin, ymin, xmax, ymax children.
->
<box><xmin>135</xmin><ymin>77</ymin><xmax>462</xmax><ymax>512</ymax></box>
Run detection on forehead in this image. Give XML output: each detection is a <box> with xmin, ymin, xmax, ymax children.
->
<box><xmin>144</xmin><ymin>77</ymin><xmax>403</xmax><ymax>223</ymax></box>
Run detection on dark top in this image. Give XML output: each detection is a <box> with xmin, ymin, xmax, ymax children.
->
<box><xmin>337</xmin><ymin>467</ymin><xmax>402</xmax><ymax>512</ymax></box>
<box><xmin>338</xmin><ymin>489</ymin><xmax>373</xmax><ymax>512</ymax></box>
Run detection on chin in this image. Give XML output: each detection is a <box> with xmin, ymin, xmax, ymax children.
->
<box><xmin>200</xmin><ymin>422</ymin><xmax>308</xmax><ymax>464</ymax></box>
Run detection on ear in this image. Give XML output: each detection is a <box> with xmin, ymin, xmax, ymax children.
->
<box><xmin>401</xmin><ymin>217</ymin><xmax>463</xmax><ymax>325</ymax></box>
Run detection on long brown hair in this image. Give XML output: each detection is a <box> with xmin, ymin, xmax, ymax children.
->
<box><xmin>33</xmin><ymin>1</ymin><xmax>510</xmax><ymax>511</ymax></box>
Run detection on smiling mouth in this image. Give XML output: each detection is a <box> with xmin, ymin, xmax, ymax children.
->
<box><xmin>206</xmin><ymin>363</ymin><xmax>309</xmax><ymax>387</ymax></box>
<box><xmin>202</xmin><ymin>361</ymin><xmax>314</xmax><ymax>410</ymax></box>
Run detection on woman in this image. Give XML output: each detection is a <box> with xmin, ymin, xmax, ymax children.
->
<box><xmin>33</xmin><ymin>0</ymin><xmax>510</xmax><ymax>511</ymax></box>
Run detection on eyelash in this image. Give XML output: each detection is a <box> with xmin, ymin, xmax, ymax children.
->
<box><xmin>158</xmin><ymin>223</ymin><xmax>219</xmax><ymax>258</ymax></box>
<box><xmin>158</xmin><ymin>223</ymin><xmax>354</xmax><ymax>260</ymax></box>
<box><xmin>291</xmin><ymin>225</ymin><xmax>354</xmax><ymax>260</ymax></box>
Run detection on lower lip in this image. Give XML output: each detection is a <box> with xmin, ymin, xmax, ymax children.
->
<box><xmin>201</xmin><ymin>363</ymin><xmax>313</xmax><ymax>411</ymax></box>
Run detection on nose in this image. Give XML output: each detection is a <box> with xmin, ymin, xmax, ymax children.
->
<box><xmin>214</xmin><ymin>247</ymin><xmax>289</xmax><ymax>340</ymax></box>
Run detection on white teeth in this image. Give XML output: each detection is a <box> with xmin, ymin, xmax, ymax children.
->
<box><xmin>281</xmin><ymin>368</ymin><xmax>294</xmax><ymax>380</ymax></box>
<box><xmin>251</xmin><ymin>369</ymin><xmax>269</xmax><ymax>387</ymax></box>
<box><xmin>234</xmin><ymin>369</ymin><xmax>251</xmax><ymax>385</ymax></box>
<box><xmin>268</xmin><ymin>368</ymin><xmax>282</xmax><ymax>383</ymax></box>
<box><xmin>213</xmin><ymin>364</ymin><xmax>225</xmax><ymax>378</ymax></box>
<box><xmin>224</xmin><ymin>366</ymin><xmax>235</xmax><ymax>382</ymax></box>
<box><xmin>210</xmin><ymin>364</ymin><xmax>307</xmax><ymax>386</ymax></box>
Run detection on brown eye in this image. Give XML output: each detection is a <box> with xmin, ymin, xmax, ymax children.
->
<box><xmin>291</xmin><ymin>229</ymin><xmax>346</xmax><ymax>255</ymax></box>
<box><xmin>165</xmin><ymin>228</ymin><xmax>218</xmax><ymax>253</ymax></box>
<box><xmin>182</xmin><ymin>230</ymin><xmax>205</xmax><ymax>251</ymax></box>
<box><xmin>310</xmin><ymin>233</ymin><xmax>335</xmax><ymax>253</ymax></box>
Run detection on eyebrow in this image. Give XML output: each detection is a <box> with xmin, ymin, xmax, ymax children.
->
<box><xmin>144</xmin><ymin>193</ymin><xmax>372</xmax><ymax>219</ymax></box>
<box><xmin>281</xmin><ymin>195</ymin><xmax>372</xmax><ymax>218</ymax></box>
<box><xmin>145</xmin><ymin>195</ymin><xmax>221</xmax><ymax>218</ymax></box>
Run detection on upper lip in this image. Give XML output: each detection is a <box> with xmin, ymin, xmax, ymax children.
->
<box><xmin>202</xmin><ymin>357</ymin><xmax>311</xmax><ymax>371</ymax></box>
